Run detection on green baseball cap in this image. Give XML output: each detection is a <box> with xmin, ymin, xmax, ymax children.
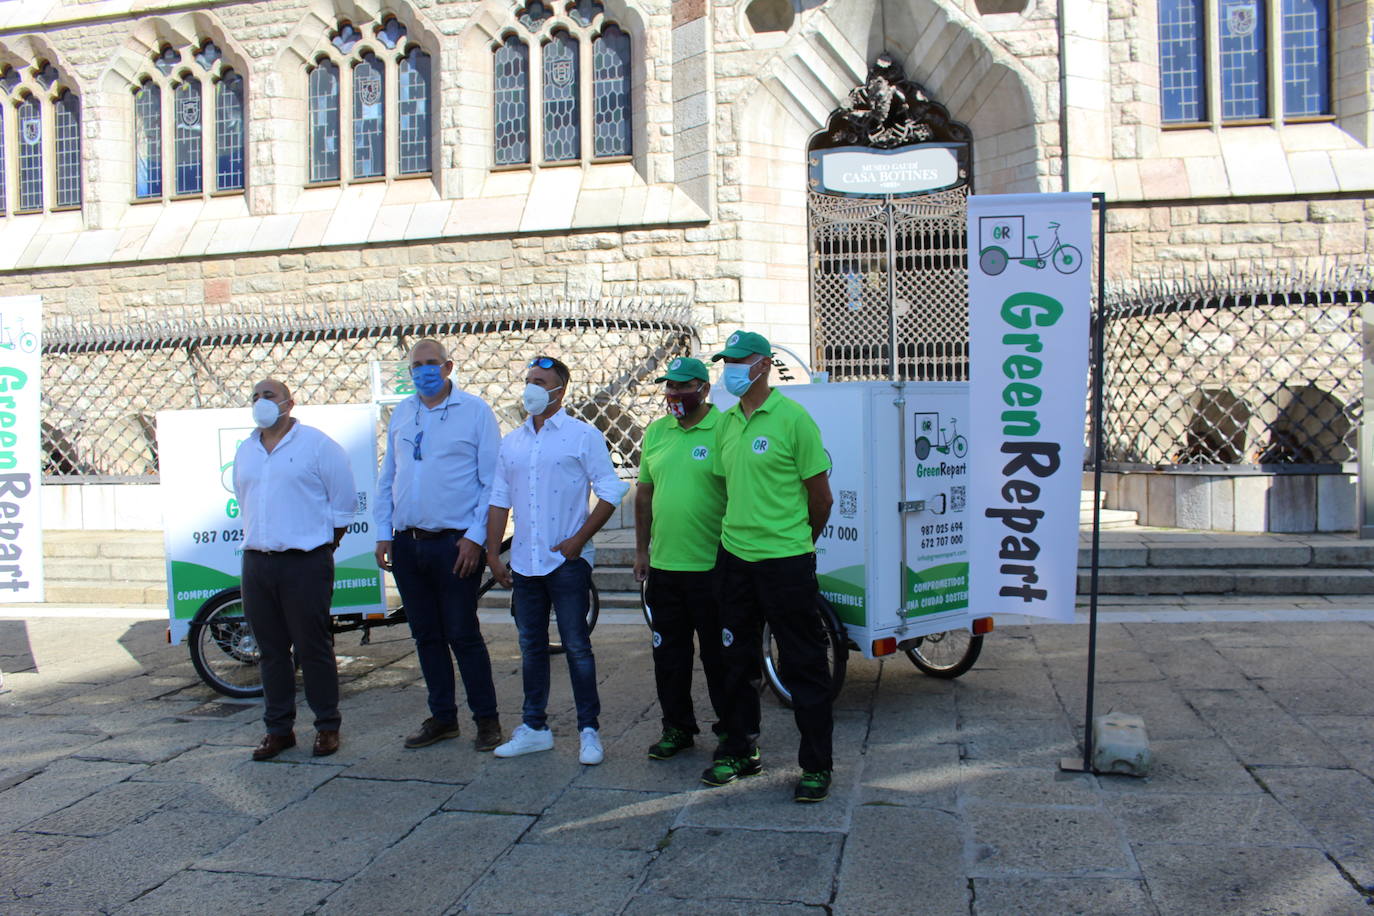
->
<box><xmin>711</xmin><ymin>330</ymin><xmax>773</xmax><ymax>361</ymax></box>
<box><xmin>654</xmin><ymin>356</ymin><xmax>710</xmax><ymax>383</ymax></box>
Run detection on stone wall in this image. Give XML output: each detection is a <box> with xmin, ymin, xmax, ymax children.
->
<box><xmin>1101</xmin><ymin>470</ymin><xmax>1358</xmax><ymax>534</ymax></box>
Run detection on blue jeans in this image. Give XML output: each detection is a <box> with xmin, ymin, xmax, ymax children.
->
<box><xmin>391</xmin><ymin>531</ymin><xmax>498</xmax><ymax>723</ymax></box>
<box><xmin>511</xmin><ymin>557</ymin><xmax>600</xmax><ymax>731</ymax></box>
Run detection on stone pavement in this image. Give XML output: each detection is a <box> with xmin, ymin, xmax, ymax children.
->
<box><xmin>2</xmin><ymin>606</ymin><xmax>1374</xmax><ymax>914</ymax></box>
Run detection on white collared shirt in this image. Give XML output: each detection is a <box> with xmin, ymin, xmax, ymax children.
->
<box><xmin>375</xmin><ymin>383</ymin><xmax>501</xmax><ymax>546</ymax></box>
<box><xmin>490</xmin><ymin>408</ymin><xmax>630</xmax><ymax>576</ymax></box>
<box><xmin>233</xmin><ymin>421</ymin><xmax>357</xmax><ymax>552</ymax></box>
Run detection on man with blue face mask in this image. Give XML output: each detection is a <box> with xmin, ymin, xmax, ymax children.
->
<box><xmin>486</xmin><ymin>356</ymin><xmax>629</xmax><ymax>765</ymax></box>
<box><xmin>375</xmin><ymin>338</ymin><xmax>503</xmax><ymax>753</ymax></box>
<box><xmin>704</xmin><ymin>330</ymin><xmax>837</xmax><ymax>803</ymax></box>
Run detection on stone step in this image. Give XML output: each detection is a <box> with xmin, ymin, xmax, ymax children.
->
<box><xmin>1078</xmin><ymin>567</ymin><xmax>1374</xmax><ymax>596</ymax></box>
<box><xmin>43</xmin><ymin>555</ymin><xmax>166</xmax><ymax>583</ymax></box>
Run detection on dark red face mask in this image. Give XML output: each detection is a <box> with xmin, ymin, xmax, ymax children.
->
<box><xmin>664</xmin><ymin>385</ymin><xmax>705</xmax><ymax>419</ymax></box>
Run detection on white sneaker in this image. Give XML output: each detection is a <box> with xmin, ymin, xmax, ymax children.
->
<box><xmin>579</xmin><ymin>727</ymin><xmax>604</xmax><ymax>765</ymax></box>
<box><xmin>493</xmin><ymin>723</ymin><xmax>554</xmax><ymax>757</ymax></box>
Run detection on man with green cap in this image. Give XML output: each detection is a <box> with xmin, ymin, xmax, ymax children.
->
<box><xmin>634</xmin><ymin>356</ymin><xmax>729</xmax><ymax>761</ymax></box>
<box><xmin>704</xmin><ymin>330</ymin><xmax>836</xmax><ymax>803</ymax></box>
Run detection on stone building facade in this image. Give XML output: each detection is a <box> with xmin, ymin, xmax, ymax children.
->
<box><xmin>0</xmin><ymin>0</ymin><xmax>1370</xmax><ymax>529</ymax></box>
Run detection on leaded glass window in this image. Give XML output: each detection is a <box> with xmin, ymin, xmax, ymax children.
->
<box><xmin>377</xmin><ymin>17</ymin><xmax>407</xmax><ymax>50</ymax></box>
<box><xmin>543</xmin><ymin>32</ymin><xmax>579</xmax><ymax>162</ymax></box>
<box><xmin>398</xmin><ymin>48</ymin><xmax>431</xmax><ymax>174</ymax></box>
<box><xmin>1219</xmin><ymin>0</ymin><xmax>1268</xmax><ymax>120</ymax></box>
<box><xmin>1158</xmin><ymin>0</ymin><xmax>1205</xmax><ymax>123</ymax></box>
<box><xmin>16</xmin><ymin>96</ymin><xmax>42</xmax><ymax>211</ymax></box>
<box><xmin>495</xmin><ymin>36</ymin><xmax>530</xmax><ymax>166</ymax></box>
<box><xmin>1281</xmin><ymin>0</ymin><xmax>1328</xmax><ymax>116</ymax></box>
<box><xmin>353</xmin><ymin>54</ymin><xmax>385</xmax><ymax>178</ymax></box>
<box><xmin>173</xmin><ymin>80</ymin><xmax>203</xmax><ymax>195</ymax></box>
<box><xmin>309</xmin><ymin>61</ymin><xmax>341</xmax><ymax>183</ymax></box>
<box><xmin>54</xmin><ymin>91</ymin><xmax>80</xmax><ymax>208</ymax></box>
<box><xmin>215</xmin><ymin>72</ymin><xmax>245</xmax><ymax>191</ymax></box>
<box><xmin>134</xmin><ymin>82</ymin><xmax>162</xmax><ymax>198</ymax></box>
<box><xmin>592</xmin><ymin>25</ymin><xmax>631</xmax><ymax>158</ymax></box>
<box><xmin>0</xmin><ymin>107</ymin><xmax>6</xmax><ymax>215</ymax></box>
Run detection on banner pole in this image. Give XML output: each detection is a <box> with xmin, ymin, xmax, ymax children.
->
<box><xmin>1079</xmin><ymin>192</ymin><xmax>1109</xmax><ymax>772</ymax></box>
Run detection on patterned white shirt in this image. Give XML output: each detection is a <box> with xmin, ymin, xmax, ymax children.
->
<box><xmin>233</xmin><ymin>421</ymin><xmax>357</xmax><ymax>552</ymax></box>
<box><xmin>490</xmin><ymin>408</ymin><xmax>629</xmax><ymax>576</ymax></box>
<box><xmin>375</xmin><ymin>383</ymin><xmax>501</xmax><ymax>546</ymax></box>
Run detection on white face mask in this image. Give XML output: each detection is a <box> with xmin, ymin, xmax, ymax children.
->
<box><xmin>522</xmin><ymin>382</ymin><xmax>562</xmax><ymax>416</ymax></box>
<box><xmin>251</xmin><ymin>398</ymin><xmax>280</xmax><ymax>429</ymax></box>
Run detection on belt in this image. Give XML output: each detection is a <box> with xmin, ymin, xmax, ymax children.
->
<box><xmin>399</xmin><ymin>528</ymin><xmax>462</xmax><ymax>541</ymax></box>
<box><xmin>246</xmin><ymin>543</ymin><xmax>332</xmax><ymax>556</ymax></box>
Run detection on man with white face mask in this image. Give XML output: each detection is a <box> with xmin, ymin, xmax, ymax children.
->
<box><xmin>234</xmin><ymin>378</ymin><xmax>356</xmax><ymax>761</ymax></box>
<box><xmin>375</xmin><ymin>338</ymin><xmax>503</xmax><ymax>753</ymax></box>
<box><xmin>486</xmin><ymin>356</ymin><xmax>629</xmax><ymax>765</ymax></box>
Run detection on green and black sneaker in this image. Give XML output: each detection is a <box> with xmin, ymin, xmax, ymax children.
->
<box><xmin>700</xmin><ymin>751</ymin><xmax>763</xmax><ymax>787</ymax></box>
<box><xmin>794</xmin><ymin>769</ymin><xmax>832</xmax><ymax>803</ymax></box>
<box><xmin>647</xmin><ymin>726</ymin><xmax>695</xmax><ymax>760</ymax></box>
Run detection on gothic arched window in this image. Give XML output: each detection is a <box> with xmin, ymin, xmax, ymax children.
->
<box><xmin>493</xmin><ymin>0</ymin><xmax>632</xmax><ymax>168</ymax></box>
<box><xmin>0</xmin><ymin>62</ymin><xmax>83</xmax><ymax>215</ymax></box>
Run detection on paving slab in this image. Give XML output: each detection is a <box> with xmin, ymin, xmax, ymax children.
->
<box><xmin>858</xmin><ymin>741</ymin><xmax>961</xmax><ymax>810</ymax></box>
<box><xmin>964</xmin><ymin>803</ymin><xmax>1135</xmax><ymax>877</ymax></box>
<box><xmin>112</xmin><ymin>870</ymin><xmax>337</xmax><ymax>916</ymax></box>
<box><xmin>199</xmin><ymin>777</ymin><xmax>452</xmax><ymax>881</ymax></box>
<box><xmin>960</xmin><ymin>765</ymin><xmax>1100</xmax><ymax>808</ymax></box>
<box><xmin>526</xmin><ymin>787</ymin><xmax>681</xmax><ymax>851</ymax></box>
<box><xmin>134</xmin><ymin>742</ymin><xmax>342</xmax><ymax>819</ymax></box>
<box><xmin>1133</xmin><ymin>843</ymin><xmax>1365</xmax><ymax>915</ymax></box>
<box><xmin>970</xmin><ymin>876</ymin><xmax>1156</xmax><ymax>915</ymax></box>
<box><xmin>21</xmin><ymin>777</ymin><xmax>173</xmax><ymax>837</ymax></box>
<box><xmin>0</xmin><ymin>756</ymin><xmax>144</xmax><ymax>831</ymax></box>
<box><xmin>621</xmin><ymin>897</ymin><xmax>824</xmax><ymax>915</ymax></box>
<box><xmin>642</xmin><ymin>826</ymin><xmax>842</xmax><ymax>905</ymax></box>
<box><xmin>453</xmin><ymin>843</ymin><xmax>648</xmax><ymax>915</ymax></box>
<box><xmin>1094</xmin><ymin>737</ymin><xmax>1264</xmax><ymax>796</ymax></box>
<box><xmin>833</xmin><ymin>805</ymin><xmax>967</xmax><ymax>915</ymax></box>
<box><xmin>1104</xmin><ymin>793</ymin><xmax>1316</xmax><ymax>847</ymax></box>
<box><xmin>317</xmin><ymin>811</ymin><xmax>533</xmax><ymax>914</ymax></box>
<box><xmin>1255</xmin><ymin>766</ymin><xmax>1374</xmax><ymax>888</ymax></box>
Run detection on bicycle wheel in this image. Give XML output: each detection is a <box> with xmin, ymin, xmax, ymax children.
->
<box><xmin>762</xmin><ymin>595</ymin><xmax>848</xmax><ymax>708</ymax></box>
<box><xmin>914</xmin><ymin>437</ymin><xmax>932</xmax><ymax>461</ymax></box>
<box><xmin>979</xmin><ymin>247</ymin><xmax>1008</xmax><ymax>276</ymax></box>
<box><xmin>188</xmin><ymin>589</ymin><xmax>264</xmax><ymax>699</ymax></box>
<box><xmin>906</xmin><ymin>629</ymin><xmax>983</xmax><ymax>679</ymax></box>
<box><xmin>1052</xmin><ymin>244</ymin><xmax>1082</xmax><ymax>274</ymax></box>
<box><xmin>952</xmin><ymin>435</ymin><xmax>968</xmax><ymax>459</ymax></box>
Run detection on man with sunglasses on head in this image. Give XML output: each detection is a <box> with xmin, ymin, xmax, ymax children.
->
<box><xmin>704</xmin><ymin>330</ymin><xmax>836</xmax><ymax>803</ymax></box>
<box><xmin>634</xmin><ymin>356</ymin><xmax>729</xmax><ymax>761</ymax></box>
<box><xmin>487</xmin><ymin>356</ymin><xmax>629</xmax><ymax>765</ymax></box>
<box><xmin>375</xmin><ymin>338</ymin><xmax>503</xmax><ymax>753</ymax></box>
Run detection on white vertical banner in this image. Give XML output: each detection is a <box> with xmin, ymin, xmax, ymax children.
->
<box><xmin>968</xmin><ymin>193</ymin><xmax>1092</xmax><ymax>621</ymax></box>
<box><xmin>0</xmin><ymin>295</ymin><xmax>43</xmax><ymax>602</ymax></box>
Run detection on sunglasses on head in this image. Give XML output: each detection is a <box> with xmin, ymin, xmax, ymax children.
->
<box><xmin>527</xmin><ymin>356</ymin><xmax>557</xmax><ymax>369</ymax></box>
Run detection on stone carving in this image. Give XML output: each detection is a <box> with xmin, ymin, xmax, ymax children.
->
<box><xmin>811</xmin><ymin>51</ymin><xmax>970</xmax><ymax>151</ymax></box>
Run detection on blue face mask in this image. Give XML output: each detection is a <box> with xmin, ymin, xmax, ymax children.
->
<box><xmin>722</xmin><ymin>360</ymin><xmax>757</xmax><ymax>397</ymax></box>
<box><xmin>411</xmin><ymin>364</ymin><xmax>446</xmax><ymax>398</ymax></box>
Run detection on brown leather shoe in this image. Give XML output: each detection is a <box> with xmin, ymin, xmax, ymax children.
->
<box><xmin>475</xmin><ymin>717</ymin><xmax>503</xmax><ymax>752</ymax></box>
<box><xmin>313</xmin><ymin>730</ymin><xmax>341</xmax><ymax>757</ymax></box>
<box><xmin>252</xmin><ymin>732</ymin><xmax>296</xmax><ymax>761</ymax></box>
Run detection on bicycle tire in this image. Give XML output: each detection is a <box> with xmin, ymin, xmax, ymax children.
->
<box><xmin>906</xmin><ymin>629</ymin><xmax>983</xmax><ymax>679</ymax></box>
<box><xmin>979</xmin><ymin>247</ymin><xmax>1008</xmax><ymax>276</ymax></box>
<box><xmin>1052</xmin><ymin>244</ymin><xmax>1082</xmax><ymax>274</ymax></box>
<box><xmin>762</xmin><ymin>595</ymin><xmax>848</xmax><ymax>708</ymax></box>
<box><xmin>188</xmin><ymin>588</ymin><xmax>264</xmax><ymax>699</ymax></box>
<box><xmin>640</xmin><ymin>577</ymin><xmax>653</xmax><ymax>629</ymax></box>
<box><xmin>952</xmin><ymin>435</ymin><xmax>968</xmax><ymax>459</ymax></box>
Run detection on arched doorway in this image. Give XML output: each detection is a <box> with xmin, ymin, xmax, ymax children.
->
<box><xmin>807</xmin><ymin>53</ymin><xmax>972</xmax><ymax>381</ymax></box>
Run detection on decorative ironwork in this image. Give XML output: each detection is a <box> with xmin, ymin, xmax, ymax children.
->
<box><xmin>1100</xmin><ymin>263</ymin><xmax>1374</xmax><ymax>469</ymax></box>
<box><xmin>40</xmin><ymin>294</ymin><xmax>698</xmax><ymax>480</ymax></box>
<box><xmin>810</xmin><ymin>52</ymin><xmax>971</xmax><ymax>152</ymax></box>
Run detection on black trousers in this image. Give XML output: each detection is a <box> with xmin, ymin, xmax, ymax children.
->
<box><xmin>241</xmin><ymin>546</ymin><xmax>340</xmax><ymax>735</ymax></box>
<box><xmin>644</xmin><ymin>567</ymin><xmax>727</xmax><ymax>736</ymax></box>
<box><xmin>715</xmin><ymin>546</ymin><xmax>833</xmax><ymax>771</ymax></box>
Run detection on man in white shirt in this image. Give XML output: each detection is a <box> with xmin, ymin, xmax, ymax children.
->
<box><xmin>233</xmin><ymin>378</ymin><xmax>356</xmax><ymax>761</ymax></box>
<box><xmin>375</xmin><ymin>339</ymin><xmax>503</xmax><ymax>752</ymax></box>
<box><xmin>486</xmin><ymin>356</ymin><xmax>629</xmax><ymax>765</ymax></box>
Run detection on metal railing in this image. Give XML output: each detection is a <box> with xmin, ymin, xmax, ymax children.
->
<box><xmin>41</xmin><ymin>293</ymin><xmax>698</xmax><ymax>481</ymax></box>
<box><xmin>1100</xmin><ymin>264</ymin><xmax>1374</xmax><ymax>470</ymax></box>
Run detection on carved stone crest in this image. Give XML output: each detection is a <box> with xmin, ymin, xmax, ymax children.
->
<box><xmin>357</xmin><ymin>71</ymin><xmax>382</xmax><ymax>107</ymax></box>
<box><xmin>550</xmin><ymin>57</ymin><xmax>573</xmax><ymax>88</ymax></box>
<box><xmin>21</xmin><ymin>117</ymin><xmax>39</xmax><ymax>146</ymax></box>
<box><xmin>177</xmin><ymin>92</ymin><xmax>200</xmax><ymax>128</ymax></box>
<box><xmin>810</xmin><ymin>52</ymin><xmax>971</xmax><ymax>152</ymax></box>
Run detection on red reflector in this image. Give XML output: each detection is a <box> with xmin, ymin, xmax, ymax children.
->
<box><xmin>872</xmin><ymin>637</ymin><xmax>897</xmax><ymax>657</ymax></box>
<box><xmin>973</xmin><ymin>617</ymin><xmax>994</xmax><ymax>635</ymax></box>
<box><xmin>365</xmin><ymin>613</ymin><xmax>386</xmax><ymax>620</ymax></box>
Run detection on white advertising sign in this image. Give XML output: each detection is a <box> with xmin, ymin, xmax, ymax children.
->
<box><xmin>0</xmin><ymin>296</ymin><xmax>43</xmax><ymax>602</ymax></box>
<box><xmin>816</xmin><ymin>144</ymin><xmax>963</xmax><ymax>196</ymax></box>
<box><xmin>157</xmin><ymin>404</ymin><xmax>384</xmax><ymax>643</ymax></box>
<box><xmin>967</xmin><ymin>193</ymin><xmax>1092</xmax><ymax>621</ymax></box>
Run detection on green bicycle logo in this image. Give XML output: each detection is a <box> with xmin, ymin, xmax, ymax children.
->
<box><xmin>978</xmin><ymin>216</ymin><xmax>1082</xmax><ymax>277</ymax></box>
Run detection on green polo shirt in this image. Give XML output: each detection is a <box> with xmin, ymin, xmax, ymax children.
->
<box><xmin>639</xmin><ymin>407</ymin><xmax>727</xmax><ymax>571</ymax></box>
<box><xmin>715</xmin><ymin>388</ymin><xmax>830</xmax><ymax>561</ymax></box>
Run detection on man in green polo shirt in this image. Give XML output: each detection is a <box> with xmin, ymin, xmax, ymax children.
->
<box><xmin>703</xmin><ymin>330</ymin><xmax>836</xmax><ymax>803</ymax></box>
<box><xmin>634</xmin><ymin>356</ymin><xmax>729</xmax><ymax>761</ymax></box>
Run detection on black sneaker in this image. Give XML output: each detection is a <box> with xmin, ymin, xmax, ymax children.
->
<box><xmin>404</xmin><ymin>717</ymin><xmax>461</xmax><ymax>749</ymax></box>
<box><xmin>647</xmin><ymin>726</ymin><xmax>695</xmax><ymax>760</ymax></box>
<box><xmin>700</xmin><ymin>751</ymin><xmax>763</xmax><ymax>787</ymax></box>
<box><xmin>794</xmin><ymin>769</ymin><xmax>832</xmax><ymax>803</ymax></box>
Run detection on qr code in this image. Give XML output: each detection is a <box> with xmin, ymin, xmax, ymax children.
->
<box><xmin>949</xmin><ymin>486</ymin><xmax>966</xmax><ymax>512</ymax></box>
<box><xmin>839</xmin><ymin>489</ymin><xmax>858</xmax><ymax>519</ymax></box>
<box><xmin>355</xmin><ymin>491</ymin><xmax>368</xmax><ymax>513</ymax></box>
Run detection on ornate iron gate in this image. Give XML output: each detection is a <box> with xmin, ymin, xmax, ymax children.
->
<box><xmin>806</xmin><ymin>53</ymin><xmax>972</xmax><ymax>381</ymax></box>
